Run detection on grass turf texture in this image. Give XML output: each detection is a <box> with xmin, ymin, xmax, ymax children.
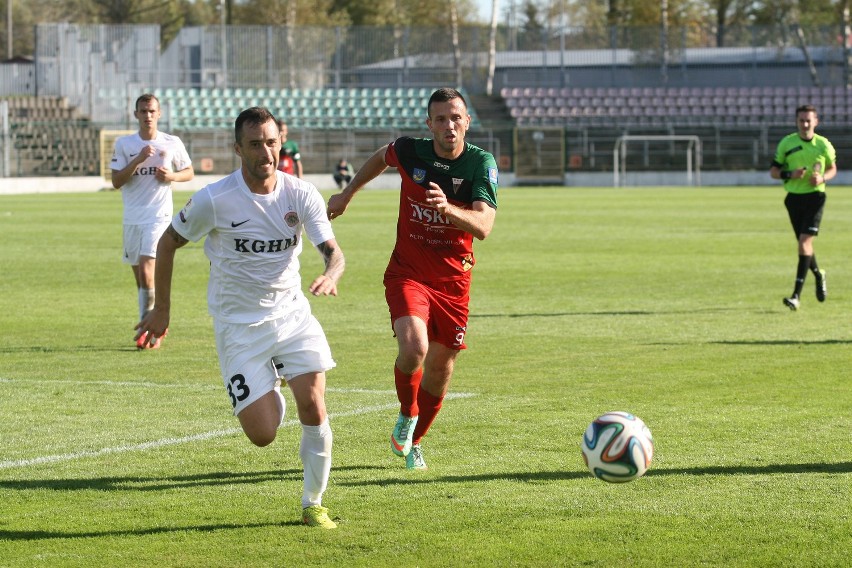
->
<box><xmin>0</xmin><ymin>186</ymin><xmax>850</xmax><ymax>567</ymax></box>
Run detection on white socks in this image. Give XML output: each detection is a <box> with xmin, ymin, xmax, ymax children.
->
<box><xmin>300</xmin><ymin>417</ymin><xmax>333</xmax><ymax>508</ymax></box>
<box><xmin>138</xmin><ymin>287</ymin><xmax>155</xmax><ymax>319</ymax></box>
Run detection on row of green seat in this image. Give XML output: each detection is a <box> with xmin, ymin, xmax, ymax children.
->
<box><xmin>154</xmin><ymin>86</ymin><xmax>435</xmax><ymax>101</ymax></box>
<box><xmin>149</xmin><ymin>87</ymin><xmax>476</xmax><ymax>130</ymax></box>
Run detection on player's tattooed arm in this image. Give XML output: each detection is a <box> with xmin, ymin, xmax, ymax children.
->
<box><xmin>317</xmin><ymin>239</ymin><xmax>345</xmax><ymax>283</ymax></box>
<box><xmin>164</xmin><ymin>224</ymin><xmax>189</xmax><ymax>248</ymax></box>
<box><xmin>309</xmin><ymin>239</ymin><xmax>345</xmax><ymax>296</ymax></box>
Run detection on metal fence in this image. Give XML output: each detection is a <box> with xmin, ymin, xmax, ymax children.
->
<box><xmin>11</xmin><ymin>22</ymin><xmax>851</xmax><ymax>120</ymax></box>
<box><xmin>1</xmin><ymin>22</ymin><xmax>850</xmax><ymax>180</ymax></box>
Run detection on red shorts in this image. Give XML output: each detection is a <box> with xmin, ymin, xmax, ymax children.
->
<box><xmin>384</xmin><ymin>276</ymin><xmax>470</xmax><ymax>350</ymax></box>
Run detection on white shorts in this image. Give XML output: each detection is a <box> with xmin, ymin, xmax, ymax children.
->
<box><xmin>214</xmin><ymin>292</ymin><xmax>336</xmax><ymax>416</ymax></box>
<box><xmin>122</xmin><ymin>220</ymin><xmax>170</xmax><ymax>265</ymax></box>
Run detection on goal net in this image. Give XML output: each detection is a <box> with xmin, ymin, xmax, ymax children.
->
<box><xmin>613</xmin><ymin>135</ymin><xmax>702</xmax><ymax>187</ymax></box>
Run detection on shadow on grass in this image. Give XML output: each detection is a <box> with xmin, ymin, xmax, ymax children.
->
<box><xmin>0</xmin><ymin>465</ymin><xmax>385</xmax><ymax>492</ymax></box>
<box><xmin>472</xmin><ymin>307</ymin><xmax>749</xmax><ymax>319</ymax></box>
<box><xmin>337</xmin><ymin>460</ymin><xmax>852</xmax><ymax>487</ymax></box>
<box><xmin>0</xmin><ymin>520</ymin><xmax>305</xmax><ymax>541</ymax></box>
<box><xmin>0</xmin><ymin>345</ymin><xmax>142</xmax><ymax>353</ymax></box>
<box><xmin>2</xmin><ymin>462</ymin><xmax>848</xmax><ymax>541</ymax></box>
<box><xmin>473</xmin><ymin>311</ymin><xmax>654</xmax><ymax>318</ymax></box>
<box><xmin>710</xmin><ymin>339</ymin><xmax>852</xmax><ymax>345</ymax></box>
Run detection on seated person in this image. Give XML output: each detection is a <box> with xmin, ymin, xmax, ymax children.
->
<box><xmin>333</xmin><ymin>159</ymin><xmax>354</xmax><ymax>189</ymax></box>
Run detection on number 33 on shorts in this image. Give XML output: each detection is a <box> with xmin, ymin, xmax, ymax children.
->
<box><xmin>227</xmin><ymin>374</ymin><xmax>251</xmax><ymax>408</ymax></box>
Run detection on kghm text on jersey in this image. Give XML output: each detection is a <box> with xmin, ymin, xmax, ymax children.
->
<box><xmin>234</xmin><ymin>234</ymin><xmax>298</xmax><ymax>253</ymax></box>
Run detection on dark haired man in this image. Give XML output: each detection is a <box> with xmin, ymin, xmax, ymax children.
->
<box><xmin>137</xmin><ymin>107</ymin><xmax>344</xmax><ymax>528</ymax></box>
<box><xmin>770</xmin><ymin>104</ymin><xmax>837</xmax><ymax>311</ymax></box>
<box><xmin>327</xmin><ymin>88</ymin><xmax>498</xmax><ymax>470</ymax></box>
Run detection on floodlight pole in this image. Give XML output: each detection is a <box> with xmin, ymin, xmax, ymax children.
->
<box><xmin>7</xmin><ymin>0</ymin><xmax>12</xmax><ymax>59</ymax></box>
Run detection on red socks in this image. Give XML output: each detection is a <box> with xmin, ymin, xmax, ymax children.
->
<box><xmin>394</xmin><ymin>365</ymin><xmax>446</xmax><ymax>445</ymax></box>
<box><xmin>394</xmin><ymin>366</ymin><xmax>422</xmax><ymax>417</ymax></box>
<box><xmin>412</xmin><ymin>388</ymin><xmax>444</xmax><ymax>445</ymax></box>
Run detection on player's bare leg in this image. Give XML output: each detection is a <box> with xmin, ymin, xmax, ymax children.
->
<box><xmin>405</xmin><ymin>343</ymin><xmax>458</xmax><ymax>470</ymax></box>
<box><xmin>237</xmin><ymin>390</ymin><xmax>286</xmax><ymax>447</ymax></box>
<box><xmin>134</xmin><ymin>256</ymin><xmax>164</xmax><ymax>348</ymax></box>
<box><xmin>390</xmin><ymin>316</ymin><xmax>428</xmax><ymax>457</ymax></box>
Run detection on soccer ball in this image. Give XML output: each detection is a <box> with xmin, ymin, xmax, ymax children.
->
<box><xmin>581</xmin><ymin>411</ymin><xmax>654</xmax><ymax>483</ymax></box>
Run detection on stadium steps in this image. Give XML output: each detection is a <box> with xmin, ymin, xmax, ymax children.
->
<box><xmin>2</xmin><ymin>96</ymin><xmax>100</xmax><ymax>176</ymax></box>
<box><xmin>500</xmin><ymin>85</ymin><xmax>852</xmax><ymax>128</ymax></box>
<box><xmin>148</xmin><ymin>87</ymin><xmax>477</xmax><ymax>132</ymax></box>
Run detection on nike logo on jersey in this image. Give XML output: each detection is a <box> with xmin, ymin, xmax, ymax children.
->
<box><xmin>231</xmin><ymin>219</ymin><xmax>250</xmax><ymax>227</ymax></box>
<box><xmin>129</xmin><ymin>153</ymin><xmax>138</xmax><ymax>157</ymax></box>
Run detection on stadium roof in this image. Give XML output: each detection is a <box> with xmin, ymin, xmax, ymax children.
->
<box><xmin>359</xmin><ymin>46</ymin><xmax>841</xmax><ymax>70</ymax></box>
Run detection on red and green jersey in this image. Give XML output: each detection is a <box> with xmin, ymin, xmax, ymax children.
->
<box><xmin>384</xmin><ymin>136</ymin><xmax>498</xmax><ymax>283</ymax></box>
<box><xmin>278</xmin><ymin>140</ymin><xmax>300</xmax><ymax>175</ymax></box>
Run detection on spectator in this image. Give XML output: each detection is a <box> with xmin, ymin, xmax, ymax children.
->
<box><xmin>333</xmin><ymin>159</ymin><xmax>354</xmax><ymax>189</ymax></box>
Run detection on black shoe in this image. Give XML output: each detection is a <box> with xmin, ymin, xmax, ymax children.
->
<box><xmin>783</xmin><ymin>296</ymin><xmax>800</xmax><ymax>311</ymax></box>
<box><xmin>815</xmin><ymin>269</ymin><xmax>827</xmax><ymax>302</ymax></box>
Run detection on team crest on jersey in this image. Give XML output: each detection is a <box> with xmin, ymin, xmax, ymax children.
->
<box><xmin>284</xmin><ymin>211</ymin><xmax>299</xmax><ymax>227</ymax></box>
<box><xmin>413</xmin><ymin>168</ymin><xmax>426</xmax><ymax>183</ymax></box>
<box><xmin>452</xmin><ymin>178</ymin><xmax>464</xmax><ymax>194</ymax></box>
<box><xmin>488</xmin><ymin>167</ymin><xmax>498</xmax><ymax>185</ymax></box>
<box><xmin>461</xmin><ymin>254</ymin><xmax>474</xmax><ymax>272</ymax></box>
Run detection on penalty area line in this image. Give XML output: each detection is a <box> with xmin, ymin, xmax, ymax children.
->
<box><xmin>0</xmin><ymin>392</ymin><xmax>475</xmax><ymax>470</ymax></box>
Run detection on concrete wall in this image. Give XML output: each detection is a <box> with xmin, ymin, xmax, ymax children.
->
<box><xmin>0</xmin><ymin>173</ymin><xmax>404</xmax><ymax>195</ymax></box>
<box><xmin>3</xmin><ymin>170</ymin><xmax>852</xmax><ymax>195</ymax></box>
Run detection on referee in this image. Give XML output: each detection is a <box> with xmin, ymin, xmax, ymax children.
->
<box><xmin>770</xmin><ymin>104</ymin><xmax>837</xmax><ymax>311</ymax></box>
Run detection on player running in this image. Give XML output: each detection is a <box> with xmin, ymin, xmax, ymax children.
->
<box><xmin>137</xmin><ymin>107</ymin><xmax>344</xmax><ymax>528</ymax></box>
<box><xmin>769</xmin><ymin>104</ymin><xmax>837</xmax><ymax>311</ymax></box>
<box><xmin>327</xmin><ymin>88</ymin><xmax>498</xmax><ymax>470</ymax></box>
<box><xmin>111</xmin><ymin>93</ymin><xmax>194</xmax><ymax>349</ymax></box>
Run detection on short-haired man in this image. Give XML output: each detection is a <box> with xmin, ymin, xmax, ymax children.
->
<box><xmin>770</xmin><ymin>104</ymin><xmax>837</xmax><ymax>311</ymax></box>
<box><xmin>111</xmin><ymin>93</ymin><xmax>194</xmax><ymax>348</ymax></box>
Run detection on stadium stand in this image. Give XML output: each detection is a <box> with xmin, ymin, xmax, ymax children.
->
<box><xmin>3</xmin><ymin>84</ymin><xmax>849</xmax><ymax>179</ymax></box>
<box><xmin>501</xmin><ymin>86</ymin><xmax>852</xmax><ymax>127</ymax></box>
<box><xmin>143</xmin><ymin>87</ymin><xmax>481</xmax><ymax>131</ymax></box>
<box><xmin>2</xmin><ymin>96</ymin><xmax>100</xmax><ymax>176</ymax></box>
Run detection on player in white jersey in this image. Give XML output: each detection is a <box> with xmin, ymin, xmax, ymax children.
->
<box><xmin>135</xmin><ymin>107</ymin><xmax>345</xmax><ymax>529</ymax></box>
<box><xmin>111</xmin><ymin>93</ymin><xmax>194</xmax><ymax>350</ymax></box>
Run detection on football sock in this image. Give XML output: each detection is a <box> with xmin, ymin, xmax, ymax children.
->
<box><xmin>300</xmin><ymin>417</ymin><xmax>332</xmax><ymax>509</ymax></box>
<box><xmin>138</xmin><ymin>287</ymin><xmax>155</xmax><ymax>320</ymax></box>
<box><xmin>809</xmin><ymin>254</ymin><xmax>820</xmax><ymax>274</ymax></box>
<box><xmin>394</xmin><ymin>365</ymin><xmax>422</xmax><ymax>417</ymax></box>
<box><xmin>412</xmin><ymin>388</ymin><xmax>444</xmax><ymax>445</ymax></box>
<box><xmin>793</xmin><ymin>255</ymin><xmax>811</xmax><ymax>297</ymax></box>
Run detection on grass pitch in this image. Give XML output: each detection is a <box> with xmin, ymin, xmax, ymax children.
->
<box><xmin>0</xmin><ymin>186</ymin><xmax>850</xmax><ymax>567</ymax></box>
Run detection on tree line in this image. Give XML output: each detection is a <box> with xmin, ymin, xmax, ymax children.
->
<box><xmin>2</xmin><ymin>0</ymin><xmax>850</xmax><ymax>61</ymax></box>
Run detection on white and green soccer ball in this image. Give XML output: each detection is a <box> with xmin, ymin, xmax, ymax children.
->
<box><xmin>582</xmin><ymin>411</ymin><xmax>654</xmax><ymax>483</ymax></box>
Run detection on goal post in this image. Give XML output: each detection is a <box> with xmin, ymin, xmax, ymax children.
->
<box><xmin>613</xmin><ymin>135</ymin><xmax>702</xmax><ymax>187</ymax></box>
<box><xmin>99</xmin><ymin>130</ymin><xmax>136</xmax><ymax>180</ymax></box>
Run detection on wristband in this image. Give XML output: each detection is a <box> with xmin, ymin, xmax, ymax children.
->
<box><xmin>780</xmin><ymin>170</ymin><xmax>792</xmax><ymax>180</ymax></box>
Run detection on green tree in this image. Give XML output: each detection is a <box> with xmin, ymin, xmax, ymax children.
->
<box><xmin>233</xmin><ymin>0</ymin><xmax>350</xmax><ymax>26</ymax></box>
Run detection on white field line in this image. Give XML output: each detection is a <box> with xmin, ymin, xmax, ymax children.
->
<box><xmin>0</xmin><ymin>383</ymin><xmax>474</xmax><ymax>470</ymax></box>
<box><xmin>0</xmin><ymin>377</ymin><xmax>399</xmax><ymax>395</ymax></box>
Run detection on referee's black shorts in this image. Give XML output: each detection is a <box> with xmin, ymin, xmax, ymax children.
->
<box><xmin>784</xmin><ymin>191</ymin><xmax>826</xmax><ymax>236</ymax></box>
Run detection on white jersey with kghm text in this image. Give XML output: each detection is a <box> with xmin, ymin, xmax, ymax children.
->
<box><xmin>173</xmin><ymin>170</ymin><xmax>335</xmax><ymax>324</ymax></box>
<box><xmin>111</xmin><ymin>131</ymin><xmax>192</xmax><ymax>224</ymax></box>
